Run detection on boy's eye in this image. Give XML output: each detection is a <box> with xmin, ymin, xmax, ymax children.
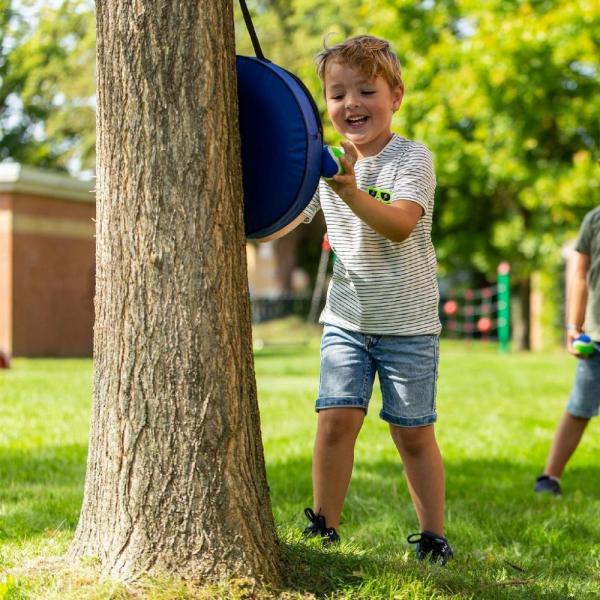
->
<box><xmin>362</xmin><ymin>90</ymin><xmax>375</xmax><ymax>95</ymax></box>
<box><xmin>330</xmin><ymin>95</ymin><xmax>344</xmax><ymax>100</ymax></box>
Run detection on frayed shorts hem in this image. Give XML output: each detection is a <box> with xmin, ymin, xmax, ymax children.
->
<box><xmin>380</xmin><ymin>409</ymin><xmax>437</xmax><ymax>427</ymax></box>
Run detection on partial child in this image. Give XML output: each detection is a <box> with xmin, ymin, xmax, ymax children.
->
<box><xmin>535</xmin><ymin>206</ymin><xmax>600</xmax><ymax>496</ymax></box>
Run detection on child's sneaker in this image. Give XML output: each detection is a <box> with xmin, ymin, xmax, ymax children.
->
<box><xmin>302</xmin><ymin>508</ymin><xmax>325</xmax><ymax>537</ymax></box>
<box><xmin>302</xmin><ymin>508</ymin><xmax>340</xmax><ymax>545</ymax></box>
<box><xmin>534</xmin><ymin>474</ymin><xmax>561</xmax><ymax>496</ymax></box>
<box><xmin>407</xmin><ymin>531</ymin><xmax>453</xmax><ymax>565</ymax></box>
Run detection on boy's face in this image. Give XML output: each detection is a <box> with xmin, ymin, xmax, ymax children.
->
<box><xmin>324</xmin><ymin>60</ymin><xmax>403</xmax><ymax>158</ymax></box>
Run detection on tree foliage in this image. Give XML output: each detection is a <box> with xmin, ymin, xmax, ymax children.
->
<box><xmin>238</xmin><ymin>0</ymin><xmax>600</xmax><ymax>283</ymax></box>
<box><xmin>405</xmin><ymin>0</ymin><xmax>600</xmax><ymax>281</ymax></box>
<box><xmin>0</xmin><ymin>0</ymin><xmax>95</xmax><ymax>170</ymax></box>
<box><xmin>3</xmin><ymin>0</ymin><xmax>599</xmax><ymax>282</ymax></box>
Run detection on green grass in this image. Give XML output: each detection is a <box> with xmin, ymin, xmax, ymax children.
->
<box><xmin>1</xmin><ymin>320</ymin><xmax>599</xmax><ymax>599</ymax></box>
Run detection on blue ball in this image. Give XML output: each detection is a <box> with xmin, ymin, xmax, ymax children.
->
<box><xmin>573</xmin><ymin>334</ymin><xmax>594</xmax><ymax>356</ymax></box>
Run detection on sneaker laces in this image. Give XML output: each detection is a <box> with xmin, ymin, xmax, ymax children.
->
<box><xmin>407</xmin><ymin>532</ymin><xmax>444</xmax><ymax>545</ymax></box>
<box><xmin>303</xmin><ymin>508</ymin><xmax>340</xmax><ymax>544</ymax></box>
<box><xmin>407</xmin><ymin>531</ymin><xmax>452</xmax><ymax>564</ymax></box>
<box><xmin>304</xmin><ymin>507</ymin><xmax>326</xmax><ymax>533</ymax></box>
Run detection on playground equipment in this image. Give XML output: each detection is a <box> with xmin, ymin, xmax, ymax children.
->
<box><xmin>442</xmin><ymin>262</ymin><xmax>511</xmax><ymax>352</ymax></box>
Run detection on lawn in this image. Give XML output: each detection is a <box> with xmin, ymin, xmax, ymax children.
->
<box><xmin>0</xmin><ymin>320</ymin><xmax>599</xmax><ymax>599</ymax></box>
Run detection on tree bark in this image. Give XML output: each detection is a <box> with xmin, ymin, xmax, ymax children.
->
<box><xmin>70</xmin><ymin>1</ymin><xmax>281</xmax><ymax>584</ymax></box>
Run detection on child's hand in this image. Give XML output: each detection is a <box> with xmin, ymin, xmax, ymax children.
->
<box><xmin>567</xmin><ymin>329</ymin><xmax>591</xmax><ymax>358</ymax></box>
<box><xmin>326</xmin><ymin>141</ymin><xmax>359</xmax><ymax>204</ymax></box>
<box><xmin>566</xmin><ymin>330</ymin><xmax>581</xmax><ymax>357</ymax></box>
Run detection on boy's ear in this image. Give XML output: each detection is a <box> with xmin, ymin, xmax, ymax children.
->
<box><xmin>392</xmin><ymin>85</ymin><xmax>404</xmax><ymax>112</ymax></box>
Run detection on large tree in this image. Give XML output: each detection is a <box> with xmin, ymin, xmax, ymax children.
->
<box><xmin>70</xmin><ymin>0</ymin><xmax>281</xmax><ymax>584</ymax></box>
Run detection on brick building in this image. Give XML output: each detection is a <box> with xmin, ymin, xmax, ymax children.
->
<box><xmin>0</xmin><ymin>164</ymin><xmax>95</xmax><ymax>357</ymax></box>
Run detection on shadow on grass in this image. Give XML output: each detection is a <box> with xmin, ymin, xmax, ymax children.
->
<box><xmin>268</xmin><ymin>453</ymin><xmax>600</xmax><ymax>521</ymax></box>
<box><xmin>2</xmin><ymin>443</ymin><xmax>598</xmax><ymax>597</ymax></box>
<box><xmin>267</xmin><ymin>455</ymin><xmax>600</xmax><ymax>597</ymax></box>
<box><xmin>278</xmin><ymin>538</ymin><xmax>371</xmax><ymax>596</ymax></box>
<box><xmin>275</xmin><ymin>538</ymin><xmax>571</xmax><ymax>600</ymax></box>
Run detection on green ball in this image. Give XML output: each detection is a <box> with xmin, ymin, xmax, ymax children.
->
<box><xmin>326</xmin><ymin>146</ymin><xmax>345</xmax><ymax>178</ymax></box>
<box><xmin>573</xmin><ymin>337</ymin><xmax>594</xmax><ymax>356</ymax></box>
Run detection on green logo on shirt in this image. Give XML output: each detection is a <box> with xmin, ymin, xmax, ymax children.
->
<box><xmin>366</xmin><ymin>186</ymin><xmax>392</xmax><ymax>204</ymax></box>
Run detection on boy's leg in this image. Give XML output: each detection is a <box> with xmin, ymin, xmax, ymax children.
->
<box><xmin>310</xmin><ymin>325</ymin><xmax>375</xmax><ymax>532</ymax></box>
<box><xmin>373</xmin><ymin>334</ymin><xmax>443</xmax><ymax>534</ymax></box>
<box><xmin>543</xmin><ymin>411</ymin><xmax>589</xmax><ymax>478</ymax></box>
<box><xmin>312</xmin><ymin>407</ymin><xmax>365</xmax><ymax>529</ymax></box>
<box><xmin>539</xmin><ymin>350</ymin><xmax>599</xmax><ymax>485</ymax></box>
<box><xmin>389</xmin><ymin>424</ymin><xmax>445</xmax><ymax>536</ymax></box>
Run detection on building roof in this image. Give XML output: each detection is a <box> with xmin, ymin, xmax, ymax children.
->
<box><xmin>0</xmin><ymin>163</ymin><xmax>94</xmax><ymax>203</ymax></box>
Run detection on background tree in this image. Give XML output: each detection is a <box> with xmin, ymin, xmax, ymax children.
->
<box><xmin>0</xmin><ymin>0</ymin><xmax>95</xmax><ymax>170</ymax></box>
<box><xmin>403</xmin><ymin>0</ymin><xmax>600</xmax><ymax>347</ymax></box>
<box><xmin>70</xmin><ymin>1</ymin><xmax>280</xmax><ymax>583</ymax></box>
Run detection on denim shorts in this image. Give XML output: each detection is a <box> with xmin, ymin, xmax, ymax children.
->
<box><xmin>567</xmin><ymin>342</ymin><xmax>600</xmax><ymax>418</ymax></box>
<box><xmin>316</xmin><ymin>324</ymin><xmax>439</xmax><ymax>427</ymax></box>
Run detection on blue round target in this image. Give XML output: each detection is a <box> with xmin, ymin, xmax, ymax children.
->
<box><xmin>237</xmin><ymin>56</ymin><xmax>323</xmax><ymax>239</ymax></box>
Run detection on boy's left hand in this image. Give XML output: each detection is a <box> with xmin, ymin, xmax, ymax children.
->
<box><xmin>326</xmin><ymin>141</ymin><xmax>359</xmax><ymax>204</ymax></box>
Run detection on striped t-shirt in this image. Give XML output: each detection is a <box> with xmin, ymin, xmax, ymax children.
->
<box><xmin>303</xmin><ymin>134</ymin><xmax>441</xmax><ymax>336</ymax></box>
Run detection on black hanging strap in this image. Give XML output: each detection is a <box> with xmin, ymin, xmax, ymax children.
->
<box><xmin>238</xmin><ymin>0</ymin><xmax>266</xmax><ymax>61</ymax></box>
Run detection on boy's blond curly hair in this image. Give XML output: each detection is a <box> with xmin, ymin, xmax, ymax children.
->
<box><xmin>315</xmin><ymin>35</ymin><xmax>403</xmax><ymax>90</ymax></box>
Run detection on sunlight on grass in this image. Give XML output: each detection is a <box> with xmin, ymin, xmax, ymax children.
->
<box><xmin>0</xmin><ymin>320</ymin><xmax>599</xmax><ymax>598</ymax></box>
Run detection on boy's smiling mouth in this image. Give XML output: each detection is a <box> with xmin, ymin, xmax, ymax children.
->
<box><xmin>346</xmin><ymin>115</ymin><xmax>369</xmax><ymax>127</ymax></box>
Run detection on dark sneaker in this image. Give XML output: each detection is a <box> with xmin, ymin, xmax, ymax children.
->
<box><xmin>407</xmin><ymin>531</ymin><xmax>453</xmax><ymax>565</ymax></box>
<box><xmin>534</xmin><ymin>475</ymin><xmax>561</xmax><ymax>496</ymax></box>
<box><xmin>303</xmin><ymin>508</ymin><xmax>340</xmax><ymax>545</ymax></box>
<box><xmin>302</xmin><ymin>507</ymin><xmax>325</xmax><ymax>537</ymax></box>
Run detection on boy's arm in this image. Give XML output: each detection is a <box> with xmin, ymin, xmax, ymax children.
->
<box><xmin>254</xmin><ymin>212</ymin><xmax>307</xmax><ymax>243</ymax></box>
<box><xmin>566</xmin><ymin>250</ymin><xmax>590</xmax><ymax>355</ymax></box>
<box><xmin>337</xmin><ymin>189</ymin><xmax>422</xmax><ymax>242</ymax></box>
<box><xmin>328</xmin><ymin>142</ymin><xmax>423</xmax><ymax>243</ymax></box>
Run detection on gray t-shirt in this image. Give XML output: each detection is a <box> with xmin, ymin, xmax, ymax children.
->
<box><xmin>303</xmin><ymin>134</ymin><xmax>440</xmax><ymax>336</ymax></box>
<box><xmin>575</xmin><ymin>206</ymin><xmax>600</xmax><ymax>341</ymax></box>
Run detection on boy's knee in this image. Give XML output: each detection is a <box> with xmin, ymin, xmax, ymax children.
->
<box><xmin>391</xmin><ymin>425</ymin><xmax>433</xmax><ymax>456</ymax></box>
<box><xmin>318</xmin><ymin>409</ymin><xmax>364</xmax><ymax>445</ymax></box>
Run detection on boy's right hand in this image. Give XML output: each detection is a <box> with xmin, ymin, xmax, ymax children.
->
<box><xmin>325</xmin><ymin>142</ymin><xmax>359</xmax><ymax>204</ymax></box>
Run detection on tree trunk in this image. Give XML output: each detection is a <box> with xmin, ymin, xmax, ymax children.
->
<box><xmin>70</xmin><ymin>0</ymin><xmax>281</xmax><ymax>584</ymax></box>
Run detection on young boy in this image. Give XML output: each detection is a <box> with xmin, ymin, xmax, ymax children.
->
<box><xmin>535</xmin><ymin>206</ymin><xmax>600</xmax><ymax>496</ymax></box>
<box><xmin>265</xmin><ymin>35</ymin><xmax>452</xmax><ymax>564</ymax></box>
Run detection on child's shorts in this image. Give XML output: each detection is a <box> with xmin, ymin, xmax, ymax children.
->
<box><xmin>566</xmin><ymin>342</ymin><xmax>600</xmax><ymax>418</ymax></box>
<box><xmin>316</xmin><ymin>323</ymin><xmax>439</xmax><ymax>427</ymax></box>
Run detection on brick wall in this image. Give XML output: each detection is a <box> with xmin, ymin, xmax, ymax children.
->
<box><xmin>0</xmin><ymin>165</ymin><xmax>95</xmax><ymax>357</ymax></box>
